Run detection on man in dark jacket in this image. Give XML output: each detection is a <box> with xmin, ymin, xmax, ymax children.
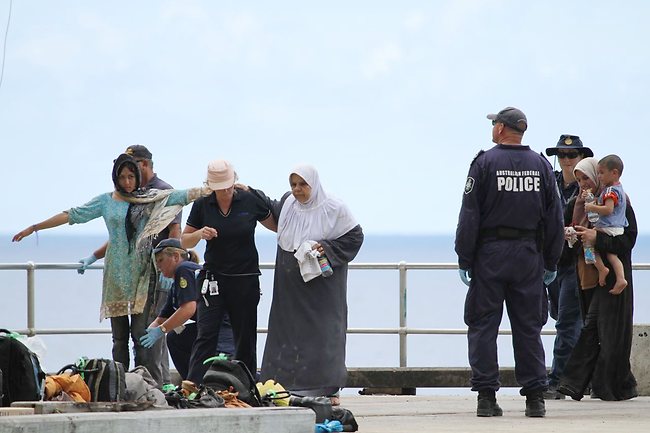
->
<box><xmin>455</xmin><ymin>107</ymin><xmax>564</xmax><ymax>418</ymax></box>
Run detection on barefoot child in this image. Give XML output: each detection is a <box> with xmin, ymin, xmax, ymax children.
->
<box><xmin>584</xmin><ymin>154</ymin><xmax>628</xmax><ymax>293</ymax></box>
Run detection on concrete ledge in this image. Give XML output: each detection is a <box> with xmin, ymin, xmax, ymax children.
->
<box><xmin>349</xmin><ymin>324</ymin><xmax>650</xmax><ymax>395</ymax></box>
<box><xmin>0</xmin><ymin>406</ymin><xmax>314</xmax><ymax>433</ymax></box>
<box><xmin>631</xmin><ymin>324</ymin><xmax>650</xmax><ymax>396</ymax></box>
<box><xmin>346</xmin><ymin>367</ymin><xmax>520</xmax><ymax>388</ymax></box>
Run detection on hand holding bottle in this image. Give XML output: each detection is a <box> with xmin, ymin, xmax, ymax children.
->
<box><xmin>312</xmin><ymin>243</ymin><xmax>333</xmax><ymax>277</ymax></box>
<box><xmin>583</xmin><ymin>189</ymin><xmax>600</xmax><ymax>223</ymax></box>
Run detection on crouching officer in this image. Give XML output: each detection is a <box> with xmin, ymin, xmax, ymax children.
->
<box><xmin>141</xmin><ymin>238</ymin><xmax>235</xmax><ymax>380</ymax></box>
<box><xmin>455</xmin><ymin>107</ymin><xmax>564</xmax><ymax>418</ymax></box>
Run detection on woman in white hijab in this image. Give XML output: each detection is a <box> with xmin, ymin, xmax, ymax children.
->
<box><xmin>261</xmin><ymin>164</ymin><xmax>363</xmax><ymax>404</ymax></box>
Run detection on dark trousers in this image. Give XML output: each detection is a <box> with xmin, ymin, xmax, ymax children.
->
<box><xmin>167</xmin><ymin>323</ymin><xmax>197</xmax><ymax>380</ymax></box>
<box><xmin>147</xmin><ymin>285</ymin><xmax>171</xmax><ymax>385</ymax></box>
<box><xmin>167</xmin><ymin>318</ymin><xmax>236</xmax><ymax>380</ymax></box>
<box><xmin>186</xmin><ymin>274</ymin><xmax>260</xmax><ymax>384</ymax></box>
<box><xmin>464</xmin><ymin>239</ymin><xmax>548</xmax><ymax>395</ymax></box>
<box><xmin>110</xmin><ymin>273</ymin><xmax>156</xmax><ymax>371</ymax></box>
<box><xmin>547</xmin><ymin>264</ymin><xmax>582</xmax><ymax>387</ymax></box>
<box><xmin>560</xmin><ymin>285</ymin><xmax>637</xmax><ymax>400</ymax></box>
<box><xmin>110</xmin><ymin>312</ymin><xmax>150</xmax><ymax>371</ymax></box>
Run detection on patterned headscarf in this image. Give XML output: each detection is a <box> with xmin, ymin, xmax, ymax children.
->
<box><xmin>111</xmin><ymin>153</ymin><xmax>178</xmax><ymax>253</ymax></box>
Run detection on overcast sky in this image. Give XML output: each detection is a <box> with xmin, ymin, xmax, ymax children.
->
<box><xmin>1</xmin><ymin>0</ymin><xmax>649</xmax><ymax>237</ymax></box>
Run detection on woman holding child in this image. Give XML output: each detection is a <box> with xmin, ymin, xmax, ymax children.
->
<box><xmin>558</xmin><ymin>157</ymin><xmax>638</xmax><ymax>401</ymax></box>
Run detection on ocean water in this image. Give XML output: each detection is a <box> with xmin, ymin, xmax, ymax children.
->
<box><xmin>2</xmin><ymin>232</ymin><xmax>650</xmax><ymax>394</ymax></box>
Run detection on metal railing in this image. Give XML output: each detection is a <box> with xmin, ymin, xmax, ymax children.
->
<box><xmin>3</xmin><ymin>261</ymin><xmax>650</xmax><ymax>368</ymax></box>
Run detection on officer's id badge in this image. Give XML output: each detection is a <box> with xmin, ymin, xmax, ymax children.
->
<box><xmin>208</xmin><ymin>280</ymin><xmax>219</xmax><ymax>296</ymax></box>
<box><xmin>179</xmin><ymin>277</ymin><xmax>188</xmax><ymax>289</ymax></box>
<box><xmin>464</xmin><ymin>177</ymin><xmax>475</xmax><ymax>194</ymax></box>
<box><xmin>201</xmin><ymin>278</ymin><xmax>209</xmax><ymax>295</ymax></box>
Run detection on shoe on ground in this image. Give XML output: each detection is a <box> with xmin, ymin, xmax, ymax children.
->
<box><xmin>525</xmin><ymin>392</ymin><xmax>546</xmax><ymax>418</ymax></box>
<box><xmin>543</xmin><ymin>386</ymin><xmax>566</xmax><ymax>400</ymax></box>
<box><xmin>557</xmin><ymin>384</ymin><xmax>583</xmax><ymax>401</ymax></box>
<box><xmin>181</xmin><ymin>380</ymin><xmax>199</xmax><ymax>398</ymax></box>
<box><xmin>476</xmin><ymin>391</ymin><xmax>503</xmax><ymax>417</ymax></box>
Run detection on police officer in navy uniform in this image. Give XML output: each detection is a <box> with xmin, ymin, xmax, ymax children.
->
<box><xmin>455</xmin><ymin>107</ymin><xmax>564</xmax><ymax>418</ymax></box>
<box><xmin>544</xmin><ymin>135</ymin><xmax>593</xmax><ymax>399</ymax></box>
<box><xmin>140</xmin><ymin>238</ymin><xmax>235</xmax><ymax>380</ymax></box>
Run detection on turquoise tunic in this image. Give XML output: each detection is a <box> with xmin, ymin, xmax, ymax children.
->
<box><xmin>67</xmin><ymin>190</ymin><xmax>191</xmax><ymax>320</ymax></box>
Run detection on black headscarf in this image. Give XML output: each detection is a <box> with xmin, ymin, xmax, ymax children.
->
<box><xmin>112</xmin><ymin>154</ymin><xmax>144</xmax><ymax>252</ymax></box>
<box><xmin>112</xmin><ymin>154</ymin><xmax>142</xmax><ymax>195</ymax></box>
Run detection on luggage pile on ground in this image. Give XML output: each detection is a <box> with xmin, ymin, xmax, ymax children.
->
<box><xmin>1</xmin><ymin>331</ymin><xmax>358</xmax><ymax>430</ymax></box>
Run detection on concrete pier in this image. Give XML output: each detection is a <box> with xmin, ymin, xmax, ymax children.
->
<box><xmin>0</xmin><ymin>406</ymin><xmax>315</xmax><ymax>433</ymax></box>
<box><xmin>3</xmin><ymin>395</ymin><xmax>650</xmax><ymax>433</ymax></box>
<box><xmin>344</xmin><ymin>394</ymin><xmax>650</xmax><ymax>433</ymax></box>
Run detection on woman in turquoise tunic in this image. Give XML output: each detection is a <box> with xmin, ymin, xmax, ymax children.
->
<box><xmin>13</xmin><ymin>154</ymin><xmax>206</xmax><ymax>370</ymax></box>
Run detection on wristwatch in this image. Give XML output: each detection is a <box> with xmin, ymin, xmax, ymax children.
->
<box><xmin>159</xmin><ymin>324</ymin><xmax>168</xmax><ymax>334</ymax></box>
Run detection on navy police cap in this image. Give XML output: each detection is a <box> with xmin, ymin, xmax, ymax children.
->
<box><xmin>153</xmin><ymin>238</ymin><xmax>186</xmax><ymax>254</ymax></box>
<box><xmin>545</xmin><ymin>134</ymin><xmax>593</xmax><ymax>157</ymax></box>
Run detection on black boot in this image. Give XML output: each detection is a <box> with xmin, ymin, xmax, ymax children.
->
<box><xmin>289</xmin><ymin>396</ymin><xmax>333</xmax><ymax>423</ymax></box>
<box><xmin>557</xmin><ymin>383</ymin><xmax>583</xmax><ymax>401</ymax></box>
<box><xmin>476</xmin><ymin>390</ymin><xmax>503</xmax><ymax>417</ymax></box>
<box><xmin>542</xmin><ymin>384</ymin><xmax>566</xmax><ymax>400</ymax></box>
<box><xmin>525</xmin><ymin>391</ymin><xmax>546</xmax><ymax>418</ymax></box>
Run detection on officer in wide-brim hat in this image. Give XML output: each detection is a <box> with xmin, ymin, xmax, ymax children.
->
<box><xmin>546</xmin><ymin>134</ymin><xmax>593</xmax><ymax>157</ymax></box>
<box><xmin>542</xmin><ymin>133</ymin><xmax>592</xmax><ymax>400</ymax></box>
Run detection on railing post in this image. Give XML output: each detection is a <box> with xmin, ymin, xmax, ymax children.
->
<box><xmin>26</xmin><ymin>261</ymin><xmax>36</xmax><ymax>336</ymax></box>
<box><xmin>398</xmin><ymin>261</ymin><xmax>407</xmax><ymax>367</ymax></box>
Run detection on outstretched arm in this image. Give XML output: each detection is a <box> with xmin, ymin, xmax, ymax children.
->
<box><xmin>85</xmin><ymin>242</ymin><xmax>108</xmax><ymax>260</ymax></box>
<box><xmin>157</xmin><ymin>301</ymin><xmax>196</xmax><ymax>332</ymax></box>
<box><xmin>12</xmin><ymin>212</ymin><xmax>70</xmax><ymax>242</ymax></box>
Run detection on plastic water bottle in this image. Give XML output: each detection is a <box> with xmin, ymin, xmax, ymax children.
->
<box><xmin>585</xmin><ymin>190</ymin><xmax>600</xmax><ymax>223</ymax></box>
<box><xmin>584</xmin><ymin>245</ymin><xmax>596</xmax><ymax>264</ymax></box>
<box><xmin>318</xmin><ymin>255</ymin><xmax>333</xmax><ymax>278</ymax></box>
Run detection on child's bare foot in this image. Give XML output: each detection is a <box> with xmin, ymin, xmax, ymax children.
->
<box><xmin>597</xmin><ymin>266</ymin><xmax>610</xmax><ymax>286</ymax></box>
<box><xmin>609</xmin><ymin>278</ymin><xmax>628</xmax><ymax>295</ymax></box>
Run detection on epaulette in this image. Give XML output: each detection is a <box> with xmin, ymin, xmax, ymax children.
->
<box><xmin>538</xmin><ymin>151</ymin><xmax>553</xmax><ymax>169</ymax></box>
<box><xmin>470</xmin><ymin>149</ymin><xmax>485</xmax><ymax>165</ymax></box>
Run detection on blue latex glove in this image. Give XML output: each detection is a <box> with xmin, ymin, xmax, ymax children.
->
<box><xmin>543</xmin><ymin>269</ymin><xmax>558</xmax><ymax>286</ymax></box>
<box><xmin>315</xmin><ymin>419</ymin><xmax>343</xmax><ymax>433</ymax></box>
<box><xmin>140</xmin><ymin>326</ymin><xmax>164</xmax><ymax>348</ymax></box>
<box><xmin>77</xmin><ymin>254</ymin><xmax>98</xmax><ymax>275</ymax></box>
<box><xmin>458</xmin><ymin>269</ymin><xmax>472</xmax><ymax>287</ymax></box>
<box><xmin>158</xmin><ymin>273</ymin><xmax>174</xmax><ymax>290</ymax></box>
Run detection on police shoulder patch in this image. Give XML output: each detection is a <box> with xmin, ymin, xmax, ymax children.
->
<box><xmin>464</xmin><ymin>177</ymin><xmax>475</xmax><ymax>194</ymax></box>
<box><xmin>179</xmin><ymin>277</ymin><xmax>188</xmax><ymax>289</ymax></box>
